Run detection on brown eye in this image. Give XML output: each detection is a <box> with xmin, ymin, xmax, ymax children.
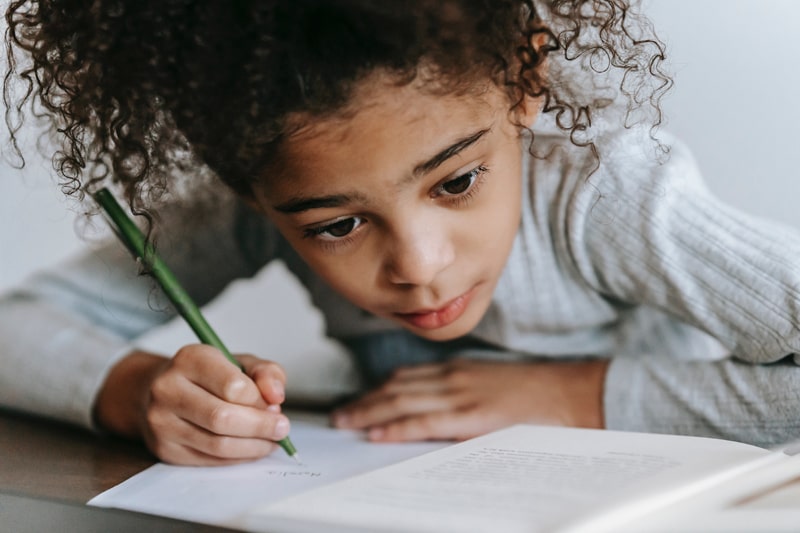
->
<box><xmin>442</xmin><ymin>174</ymin><xmax>473</xmax><ymax>194</ymax></box>
<box><xmin>439</xmin><ymin>167</ymin><xmax>485</xmax><ymax>196</ymax></box>
<box><xmin>304</xmin><ymin>216</ymin><xmax>366</xmax><ymax>242</ymax></box>
<box><xmin>325</xmin><ymin>218</ymin><xmax>358</xmax><ymax>237</ymax></box>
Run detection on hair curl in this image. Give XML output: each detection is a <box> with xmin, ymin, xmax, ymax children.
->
<box><xmin>4</xmin><ymin>0</ymin><xmax>671</xmax><ymax>215</ymax></box>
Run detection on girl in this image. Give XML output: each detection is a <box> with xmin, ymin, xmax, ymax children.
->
<box><xmin>4</xmin><ymin>0</ymin><xmax>800</xmax><ymax>466</ymax></box>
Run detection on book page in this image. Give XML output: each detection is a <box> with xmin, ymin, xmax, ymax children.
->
<box><xmin>89</xmin><ymin>412</ymin><xmax>447</xmax><ymax>529</ymax></box>
<box><xmin>247</xmin><ymin>425</ymin><xmax>772</xmax><ymax>533</ymax></box>
<box><xmin>595</xmin><ymin>466</ymin><xmax>800</xmax><ymax>533</ymax></box>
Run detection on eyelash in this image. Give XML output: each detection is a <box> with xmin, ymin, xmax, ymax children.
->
<box><xmin>432</xmin><ymin>165</ymin><xmax>488</xmax><ymax>207</ymax></box>
<box><xmin>302</xmin><ymin>164</ymin><xmax>489</xmax><ymax>249</ymax></box>
<box><xmin>303</xmin><ymin>216</ymin><xmax>365</xmax><ymax>247</ymax></box>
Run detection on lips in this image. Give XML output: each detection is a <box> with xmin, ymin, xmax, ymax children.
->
<box><xmin>394</xmin><ymin>288</ymin><xmax>475</xmax><ymax>330</ymax></box>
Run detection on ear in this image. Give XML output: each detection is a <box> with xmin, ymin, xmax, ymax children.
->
<box><xmin>512</xmin><ymin>31</ymin><xmax>549</xmax><ymax>128</ymax></box>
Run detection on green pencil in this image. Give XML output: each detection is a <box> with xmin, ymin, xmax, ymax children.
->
<box><xmin>93</xmin><ymin>187</ymin><xmax>299</xmax><ymax>462</ymax></box>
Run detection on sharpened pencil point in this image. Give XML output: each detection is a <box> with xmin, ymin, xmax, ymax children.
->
<box><xmin>292</xmin><ymin>453</ymin><xmax>302</xmax><ymax>465</ymax></box>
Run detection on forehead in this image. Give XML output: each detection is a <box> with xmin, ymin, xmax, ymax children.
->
<box><xmin>264</xmin><ymin>76</ymin><xmax>508</xmax><ymax>194</ymax></box>
<box><xmin>296</xmin><ymin>74</ymin><xmax>497</xmax><ymax>138</ymax></box>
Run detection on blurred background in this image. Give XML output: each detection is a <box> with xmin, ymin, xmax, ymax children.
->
<box><xmin>1</xmin><ymin>0</ymin><xmax>799</xmax><ymax>397</ymax></box>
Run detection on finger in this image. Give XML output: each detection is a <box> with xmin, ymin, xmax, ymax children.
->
<box><xmin>338</xmin><ymin>379</ymin><xmax>447</xmax><ymax>416</ymax></box>
<box><xmin>365</xmin><ymin>364</ymin><xmax>470</xmax><ymax>401</ymax></box>
<box><xmin>177</xmin><ymin>421</ymin><xmax>280</xmax><ymax>462</ymax></box>
<box><xmin>172</xmin><ymin>344</ymin><xmax>263</xmax><ymax>407</ymax></box>
<box><xmin>151</xmin><ymin>432</ymin><xmax>277</xmax><ymax>466</ymax></box>
<box><xmin>155</xmin><ymin>376</ymin><xmax>291</xmax><ymax>441</ymax></box>
<box><xmin>367</xmin><ymin>407</ymin><xmax>486</xmax><ymax>442</ymax></box>
<box><xmin>239</xmin><ymin>355</ymin><xmax>288</xmax><ymax>405</ymax></box>
<box><xmin>387</xmin><ymin>358</ymin><xmax>480</xmax><ymax>381</ymax></box>
<box><xmin>144</xmin><ymin>409</ymin><xmax>279</xmax><ymax>465</ymax></box>
<box><xmin>341</xmin><ymin>377</ymin><xmax>456</xmax><ymax>411</ymax></box>
<box><xmin>383</xmin><ymin>359</ymin><xmax>482</xmax><ymax>393</ymax></box>
<box><xmin>388</xmin><ymin>363</ymin><xmax>449</xmax><ymax>381</ymax></box>
<box><xmin>333</xmin><ymin>371</ymin><xmax>459</xmax><ymax>424</ymax></box>
<box><xmin>332</xmin><ymin>390</ymin><xmax>462</xmax><ymax>430</ymax></box>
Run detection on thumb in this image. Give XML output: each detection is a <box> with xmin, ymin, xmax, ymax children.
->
<box><xmin>237</xmin><ymin>354</ymin><xmax>287</xmax><ymax>406</ymax></box>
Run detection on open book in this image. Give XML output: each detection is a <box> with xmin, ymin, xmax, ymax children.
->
<box><xmin>243</xmin><ymin>425</ymin><xmax>800</xmax><ymax>533</ymax></box>
<box><xmin>91</xmin><ymin>418</ymin><xmax>800</xmax><ymax>532</ymax></box>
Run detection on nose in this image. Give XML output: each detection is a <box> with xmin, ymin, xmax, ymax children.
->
<box><xmin>384</xmin><ymin>223</ymin><xmax>455</xmax><ymax>287</ymax></box>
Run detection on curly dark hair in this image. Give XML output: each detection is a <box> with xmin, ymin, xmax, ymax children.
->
<box><xmin>4</xmin><ymin>0</ymin><xmax>670</xmax><ymax>214</ymax></box>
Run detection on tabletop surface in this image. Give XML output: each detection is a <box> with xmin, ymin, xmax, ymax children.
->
<box><xmin>0</xmin><ymin>409</ymin><xmax>261</xmax><ymax>531</ymax></box>
<box><xmin>0</xmin><ymin>408</ymin><xmax>155</xmax><ymax>503</ymax></box>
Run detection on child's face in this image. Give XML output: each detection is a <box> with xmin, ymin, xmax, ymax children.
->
<box><xmin>253</xmin><ymin>76</ymin><xmax>535</xmax><ymax>341</ymax></box>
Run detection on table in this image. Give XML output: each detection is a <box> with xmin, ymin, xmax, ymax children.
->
<box><xmin>0</xmin><ymin>409</ymin><xmax>251</xmax><ymax>531</ymax></box>
<box><xmin>0</xmin><ymin>408</ymin><xmax>154</xmax><ymax>503</ymax></box>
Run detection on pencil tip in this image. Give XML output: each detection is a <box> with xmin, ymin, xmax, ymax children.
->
<box><xmin>292</xmin><ymin>453</ymin><xmax>302</xmax><ymax>465</ymax></box>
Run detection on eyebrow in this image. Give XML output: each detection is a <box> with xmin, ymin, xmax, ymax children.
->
<box><xmin>412</xmin><ymin>128</ymin><xmax>489</xmax><ymax>177</ymax></box>
<box><xmin>273</xmin><ymin>192</ymin><xmax>368</xmax><ymax>214</ymax></box>
<box><xmin>273</xmin><ymin>128</ymin><xmax>490</xmax><ymax>214</ymax></box>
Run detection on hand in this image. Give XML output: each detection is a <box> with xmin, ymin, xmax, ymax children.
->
<box><xmin>94</xmin><ymin>345</ymin><xmax>291</xmax><ymax>465</ymax></box>
<box><xmin>331</xmin><ymin>358</ymin><xmax>608</xmax><ymax>442</ymax></box>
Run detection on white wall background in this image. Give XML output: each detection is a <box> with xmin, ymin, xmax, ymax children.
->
<box><xmin>1</xmin><ymin>1</ymin><xmax>799</xmax><ymax>394</ymax></box>
<box><xmin>644</xmin><ymin>0</ymin><xmax>800</xmax><ymax>230</ymax></box>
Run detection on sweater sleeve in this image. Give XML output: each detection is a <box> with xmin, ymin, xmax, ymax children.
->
<box><xmin>0</xmin><ymin>197</ymin><xmax>276</xmax><ymax>429</ymax></box>
<box><xmin>566</xmin><ymin>129</ymin><xmax>800</xmax><ymax>446</ymax></box>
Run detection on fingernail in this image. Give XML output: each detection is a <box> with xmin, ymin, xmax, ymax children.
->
<box><xmin>266</xmin><ymin>404</ymin><xmax>281</xmax><ymax>413</ymax></box>
<box><xmin>274</xmin><ymin>416</ymin><xmax>290</xmax><ymax>439</ymax></box>
<box><xmin>368</xmin><ymin>427</ymin><xmax>384</xmax><ymax>440</ymax></box>
<box><xmin>271</xmin><ymin>379</ymin><xmax>285</xmax><ymax>400</ymax></box>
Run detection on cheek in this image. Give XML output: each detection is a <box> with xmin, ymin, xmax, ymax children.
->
<box><xmin>319</xmin><ymin>264</ymin><xmax>373</xmax><ymax>301</ymax></box>
<box><xmin>291</xmin><ymin>241</ymin><xmax>382</xmax><ymax>308</ymax></box>
<box><xmin>470</xmin><ymin>171</ymin><xmax>522</xmax><ymax>255</ymax></box>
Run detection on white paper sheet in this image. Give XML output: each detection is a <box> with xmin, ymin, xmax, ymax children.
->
<box><xmin>246</xmin><ymin>425</ymin><xmax>779</xmax><ymax>533</ymax></box>
<box><xmin>88</xmin><ymin>412</ymin><xmax>447</xmax><ymax>530</ymax></box>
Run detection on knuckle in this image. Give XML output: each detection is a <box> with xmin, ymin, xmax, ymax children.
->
<box><xmin>174</xmin><ymin>344</ymin><xmax>214</xmax><ymax>367</ymax></box>
<box><xmin>172</xmin><ymin>345</ymin><xmax>196</xmax><ymax>365</ymax></box>
<box><xmin>220</xmin><ymin>375</ymin><xmax>248</xmax><ymax>401</ymax></box>
<box><xmin>144</xmin><ymin>408</ymin><xmax>164</xmax><ymax>431</ymax></box>
<box><xmin>149</xmin><ymin>376</ymin><xmax>171</xmax><ymax>402</ymax></box>
<box><xmin>207</xmin><ymin>405</ymin><xmax>233</xmax><ymax>432</ymax></box>
<box><xmin>207</xmin><ymin>435</ymin><xmax>234</xmax><ymax>457</ymax></box>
